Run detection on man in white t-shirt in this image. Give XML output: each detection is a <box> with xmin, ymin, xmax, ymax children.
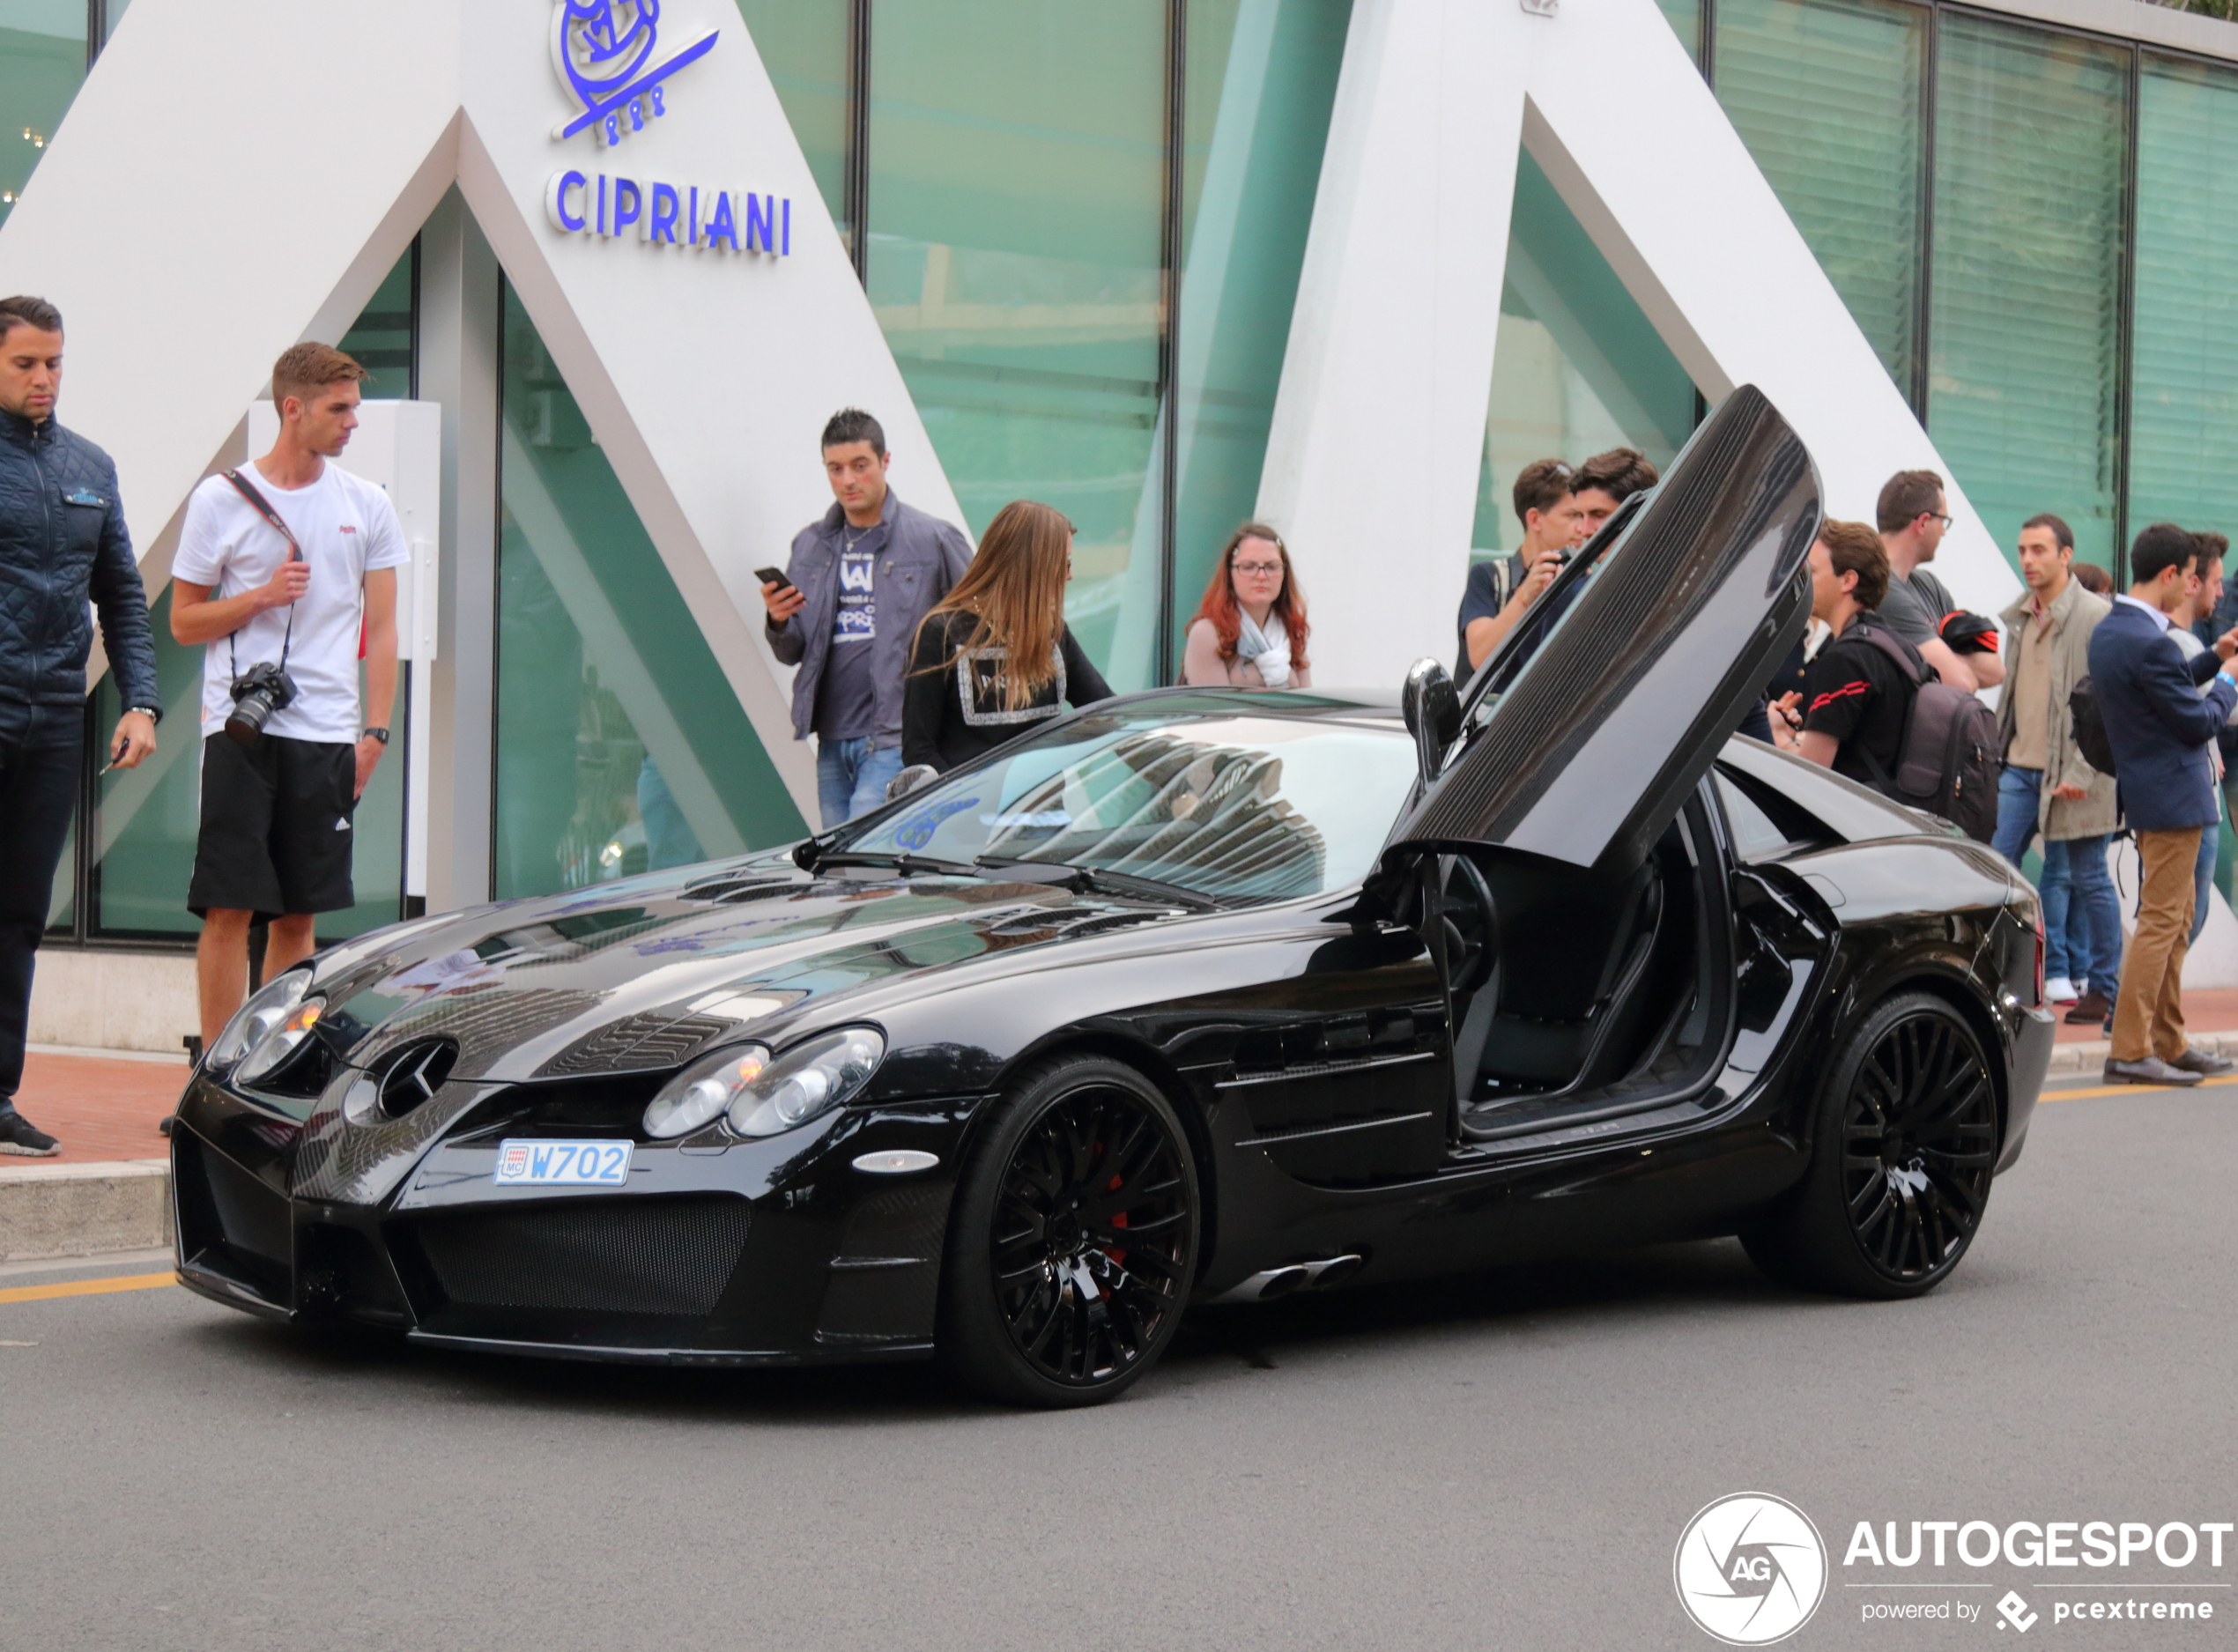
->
<box><xmin>170</xmin><ymin>343</ymin><xmax>407</xmax><ymax>1048</ymax></box>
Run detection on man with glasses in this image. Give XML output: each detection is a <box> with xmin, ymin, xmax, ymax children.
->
<box><xmin>1876</xmin><ymin>469</ymin><xmax>2005</xmax><ymax>695</ymax></box>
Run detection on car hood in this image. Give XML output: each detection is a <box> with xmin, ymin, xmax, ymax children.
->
<box><xmin>304</xmin><ymin>856</ymin><xmax>1179</xmax><ymax>1083</ymax></box>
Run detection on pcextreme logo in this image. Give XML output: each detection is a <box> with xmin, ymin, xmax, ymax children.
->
<box><xmin>1674</xmin><ymin>1493</ymin><xmax>1829</xmax><ymax>1646</ymax></box>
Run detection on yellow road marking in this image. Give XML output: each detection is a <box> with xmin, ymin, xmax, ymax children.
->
<box><xmin>2042</xmin><ymin>1073</ymin><xmax>2238</xmax><ymax>1104</ymax></box>
<box><xmin>0</xmin><ymin>1271</ymin><xmax>174</xmax><ymax>1306</ymax></box>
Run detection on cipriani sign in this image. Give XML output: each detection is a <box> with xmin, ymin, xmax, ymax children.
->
<box><xmin>541</xmin><ymin>0</ymin><xmax>790</xmax><ymax>259</ymax></box>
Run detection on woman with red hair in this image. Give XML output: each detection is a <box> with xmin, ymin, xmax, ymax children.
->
<box><xmin>1180</xmin><ymin>523</ymin><xmax>1311</xmax><ymax>688</ymax></box>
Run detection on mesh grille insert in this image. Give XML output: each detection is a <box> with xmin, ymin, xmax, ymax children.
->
<box><xmin>409</xmin><ymin>1196</ymin><xmax>750</xmax><ymax>1316</ymax></box>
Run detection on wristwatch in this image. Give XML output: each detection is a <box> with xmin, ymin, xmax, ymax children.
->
<box><xmin>128</xmin><ymin>705</ymin><xmax>160</xmax><ymax>722</ymax></box>
<box><xmin>363</xmin><ymin>726</ymin><xmax>390</xmax><ymax>745</ymax></box>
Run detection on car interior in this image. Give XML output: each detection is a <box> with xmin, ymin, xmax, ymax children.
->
<box><xmin>1447</xmin><ymin>787</ymin><xmax>1737</xmax><ymax>1142</ymax></box>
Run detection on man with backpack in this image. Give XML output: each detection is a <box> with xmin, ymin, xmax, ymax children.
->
<box><xmin>1993</xmin><ymin>512</ymin><xmax>2119</xmax><ymax>1027</ymax></box>
<box><xmin>2089</xmin><ymin>523</ymin><xmax>2238</xmax><ymax>1085</ymax></box>
<box><xmin>1786</xmin><ymin>520</ymin><xmax>2000</xmax><ymax>843</ymax></box>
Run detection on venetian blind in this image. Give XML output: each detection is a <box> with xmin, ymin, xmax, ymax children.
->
<box><xmin>1929</xmin><ymin>15</ymin><xmax>2129</xmax><ymax>567</ymax></box>
<box><xmin>2128</xmin><ymin>56</ymin><xmax>2238</xmax><ymax>554</ymax></box>
<box><xmin>1714</xmin><ymin>0</ymin><xmax>1925</xmax><ymax>403</ymax></box>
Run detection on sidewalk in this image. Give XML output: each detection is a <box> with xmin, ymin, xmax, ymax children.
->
<box><xmin>1</xmin><ymin>1047</ymin><xmax>187</xmax><ymax>1263</ymax></box>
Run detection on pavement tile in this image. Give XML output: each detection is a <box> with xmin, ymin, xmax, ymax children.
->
<box><xmin>7</xmin><ymin>1051</ymin><xmax>189</xmax><ymax>1165</ymax></box>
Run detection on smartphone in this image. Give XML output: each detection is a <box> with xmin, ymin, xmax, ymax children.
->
<box><xmin>756</xmin><ymin>566</ymin><xmax>791</xmax><ymax>589</ymax></box>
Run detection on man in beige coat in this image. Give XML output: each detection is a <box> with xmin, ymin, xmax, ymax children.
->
<box><xmin>1994</xmin><ymin>513</ymin><xmax>2121</xmax><ymax>1025</ymax></box>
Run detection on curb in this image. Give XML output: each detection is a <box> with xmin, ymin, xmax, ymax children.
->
<box><xmin>2046</xmin><ymin>1029</ymin><xmax>2238</xmax><ymax>1074</ymax></box>
<box><xmin>0</xmin><ymin>1159</ymin><xmax>172</xmax><ymax>1263</ymax></box>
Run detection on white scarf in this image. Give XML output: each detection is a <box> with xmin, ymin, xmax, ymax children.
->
<box><xmin>1236</xmin><ymin>610</ymin><xmax>1291</xmax><ymax>687</ymax></box>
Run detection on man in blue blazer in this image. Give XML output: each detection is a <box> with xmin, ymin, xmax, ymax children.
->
<box><xmin>2089</xmin><ymin>522</ymin><xmax>2238</xmax><ymax>1085</ymax></box>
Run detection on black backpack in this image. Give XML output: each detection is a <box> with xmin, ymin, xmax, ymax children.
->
<box><xmin>2069</xmin><ymin>676</ymin><xmax>2118</xmax><ymax>776</ymax></box>
<box><xmin>1844</xmin><ymin>624</ymin><xmax>2003</xmax><ymax>843</ymax></box>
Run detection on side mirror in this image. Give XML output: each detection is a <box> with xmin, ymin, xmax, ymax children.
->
<box><xmin>886</xmin><ymin>763</ymin><xmax>940</xmax><ymax>803</ymax></box>
<box><xmin>1401</xmin><ymin>658</ymin><xmax>1461</xmax><ymax>787</ymax></box>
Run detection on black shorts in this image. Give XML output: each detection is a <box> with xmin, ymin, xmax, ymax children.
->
<box><xmin>188</xmin><ymin>734</ymin><xmax>358</xmax><ymax>920</ymax></box>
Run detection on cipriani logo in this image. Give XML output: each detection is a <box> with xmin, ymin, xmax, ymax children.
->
<box><xmin>1674</xmin><ymin>1493</ymin><xmax>1829</xmax><ymax>1646</ymax></box>
<box><xmin>550</xmin><ymin>0</ymin><xmax>719</xmax><ymax>146</ymax></box>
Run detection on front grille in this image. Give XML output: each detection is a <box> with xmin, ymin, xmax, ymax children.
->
<box><xmin>406</xmin><ymin>1196</ymin><xmax>750</xmax><ymax>1316</ymax></box>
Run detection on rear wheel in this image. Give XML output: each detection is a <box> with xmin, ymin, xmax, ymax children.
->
<box><xmin>1743</xmin><ymin>991</ymin><xmax>1998</xmax><ymax>1299</ymax></box>
<box><xmin>939</xmin><ymin>1056</ymin><xmax>1199</xmax><ymax>1408</ymax></box>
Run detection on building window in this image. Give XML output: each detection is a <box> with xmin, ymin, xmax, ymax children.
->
<box><xmin>1471</xmin><ymin>152</ymin><xmax>1697</xmax><ymax>559</ymax></box>
<box><xmin>863</xmin><ymin>0</ymin><xmax>1170</xmax><ymax>691</ymax></box>
<box><xmin>0</xmin><ymin>0</ymin><xmax>85</xmax><ymax>226</ymax></box>
<box><xmin>2129</xmin><ymin>54</ymin><xmax>2238</xmax><ymax>547</ymax></box>
<box><xmin>1171</xmin><ymin>0</ymin><xmax>1352</xmax><ymax>654</ymax></box>
<box><xmin>1716</xmin><ymin>0</ymin><xmax>1927</xmax><ymax>404</ymax></box>
<box><xmin>732</xmin><ymin>0</ymin><xmax>849</xmax><ymax>249</ymax></box>
<box><xmin>492</xmin><ymin>281</ymin><xmax>805</xmax><ymax>902</ymax></box>
<box><xmin>1930</xmin><ymin>13</ymin><xmax>2130</xmax><ymax>569</ymax></box>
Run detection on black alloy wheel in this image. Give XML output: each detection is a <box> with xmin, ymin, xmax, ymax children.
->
<box><xmin>1743</xmin><ymin>991</ymin><xmax>1998</xmax><ymax>1300</ymax></box>
<box><xmin>940</xmin><ymin>1055</ymin><xmax>1199</xmax><ymax>1407</ymax></box>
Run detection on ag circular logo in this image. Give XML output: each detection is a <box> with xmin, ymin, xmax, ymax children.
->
<box><xmin>1673</xmin><ymin>1493</ymin><xmax>1827</xmax><ymax>1645</ymax></box>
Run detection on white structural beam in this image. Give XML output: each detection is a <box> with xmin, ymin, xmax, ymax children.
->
<box><xmin>1263</xmin><ymin>0</ymin><xmax>2021</xmax><ymax>690</ymax></box>
<box><xmin>1256</xmin><ymin>0</ymin><xmax>1530</xmax><ymax>690</ymax></box>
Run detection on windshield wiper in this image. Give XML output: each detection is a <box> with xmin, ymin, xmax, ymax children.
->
<box><xmin>806</xmin><ymin>849</ymin><xmax>983</xmax><ymax>878</ymax></box>
<box><xmin>974</xmin><ymin>856</ymin><xmax>1220</xmax><ymax>911</ymax></box>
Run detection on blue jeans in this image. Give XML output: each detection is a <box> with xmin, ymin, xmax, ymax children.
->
<box><xmin>2192</xmin><ymin>796</ymin><xmax>2223</xmax><ymax>945</ymax></box>
<box><xmin>1993</xmin><ymin>766</ymin><xmax>2121</xmax><ymax>993</ymax></box>
<box><xmin>815</xmin><ymin>737</ymin><xmax>903</xmax><ymax>831</ymax></box>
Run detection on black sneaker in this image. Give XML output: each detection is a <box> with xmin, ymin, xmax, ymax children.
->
<box><xmin>0</xmin><ymin>1112</ymin><xmax>60</xmax><ymax>1156</ymax></box>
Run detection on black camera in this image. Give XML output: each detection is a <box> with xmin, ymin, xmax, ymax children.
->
<box><xmin>225</xmin><ymin>661</ymin><xmax>297</xmax><ymax>744</ymax></box>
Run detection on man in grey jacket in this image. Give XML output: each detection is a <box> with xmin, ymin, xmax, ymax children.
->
<box><xmin>762</xmin><ymin>409</ymin><xmax>971</xmax><ymax>828</ymax></box>
<box><xmin>0</xmin><ymin>296</ymin><xmax>160</xmax><ymax>1156</ymax></box>
<box><xmin>1993</xmin><ymin>512</ymin><xmax>2119</xmax><ymax>1026</ymax></box>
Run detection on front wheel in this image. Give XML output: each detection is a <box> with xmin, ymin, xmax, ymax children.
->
<box><xmin>1743</xmin><ymin>991</ymin><xmax>1999</xmax><ymax>1299</ymax></box>
<box><xmin>939</xmin><ymin>1056</ymin><xmax>1199</xmax><ymax>1408</ymax></box>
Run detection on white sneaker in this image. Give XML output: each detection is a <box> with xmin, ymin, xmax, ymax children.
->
<box><xmin>2045</xmin><ymin>976</ymin><xmax>2079</xmax><ymax>1004</ymax></box>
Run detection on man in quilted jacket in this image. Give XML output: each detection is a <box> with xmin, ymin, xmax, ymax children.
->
<box><xmin>0</xmin><ymin>297</ymin><xmax>160</xmax><ymax>1155</ymax></box>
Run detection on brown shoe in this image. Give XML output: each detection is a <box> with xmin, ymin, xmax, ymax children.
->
<box><xmin>2065</xmin><ymin>990</ymin><xmax>2112</xmax><ymax>1025</ymax></box>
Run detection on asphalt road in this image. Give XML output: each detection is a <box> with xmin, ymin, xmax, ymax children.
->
<box><xmin>4</xmin><ymin>1076</ymin><xmax>2234</xmax><ymax>1652</ymax></box>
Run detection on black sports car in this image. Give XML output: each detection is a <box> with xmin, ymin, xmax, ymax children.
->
<box><xmin>171</xmin><ymin>389</ymin><xmax>2055</xmax><ymax>1406</ymax></box>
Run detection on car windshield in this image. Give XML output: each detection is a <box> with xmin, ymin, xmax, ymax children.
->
<box><xmin>842</xmin><ymin>703</ymin><xmax>1419</xmax><ymax>904</ymax></box>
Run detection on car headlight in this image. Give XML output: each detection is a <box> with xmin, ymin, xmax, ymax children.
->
<box><xmin>642</xmin><ymin>1043</ymin><xmax>771</xmax><ymax>1139</ymax></box>
<box><xmin>640</xmin><ymin>1027</ymin><xmax>886</xmax><ymax>1141</ymax></box>
<box><xmin>207</xmin><ymin>969</ymin><xmax>322</xmax><ymax>1081</ymax></box>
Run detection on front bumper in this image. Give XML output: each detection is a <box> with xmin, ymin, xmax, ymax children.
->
<box><xmin>170</xmin><ymin>1070</ymin><xmax>982</xmax><ymax>1366</ymax></box>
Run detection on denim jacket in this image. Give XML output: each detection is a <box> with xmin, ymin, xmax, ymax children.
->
<box><xmin>767</xmin><ymin>491</ymin><xmax>972</xmax><ymax>747</ymax></box>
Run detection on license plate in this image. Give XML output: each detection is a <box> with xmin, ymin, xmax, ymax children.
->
<box><xmin>493</xmin><ymin>1138</ymin><xmax>634</xmax><ymax>1187</ymax></box>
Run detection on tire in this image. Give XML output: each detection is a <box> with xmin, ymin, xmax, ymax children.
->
<box><xmin>939</xmin><ymin>1055</ymin><xmax>1200</xmax><ymax>1408</ymax></box>
<box><xmin>1742</xmin><ymin>990</ymin><xmax>1998</xmax><ymax>1300</ymax></box>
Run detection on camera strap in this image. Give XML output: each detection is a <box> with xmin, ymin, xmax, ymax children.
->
<box><xmin>220</xmin><ymin>469</ymin><xmax>300</xmax><ymax>681</ymax></box>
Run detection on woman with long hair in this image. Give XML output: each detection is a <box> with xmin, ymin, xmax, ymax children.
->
<box><xmin>902</xmin><ymin>500</ymin><xmax>1114</xmax><ymax>771</ymax></box>
<box><xmin>1179</xmin><ymin>523</ymin><xmax>1312</xmax><ymax>688</ymax></box>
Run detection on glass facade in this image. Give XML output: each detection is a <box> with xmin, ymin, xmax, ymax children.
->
<box><xmin>0</xmin><ymin>0</ymin><xmax>83</xmax><ymax>226</ymax></box>
<box><xmin>1715</xmin><ymin>0</ymin><xmax>1925</xmax><ymax>397</ymax></box>
<box><xmin>493</xmin><ymin>282</ymin><xmax>804</xmax><ymax>900</ymax></box>
<box><xmin>1930</xmin><ymin>17</ymin><xmax>2129</xmax><ymax>568</ymax></box>
<box><xmin>864</xmin><ymin>0</ymin><xmax>1169</xmax><ymax>689</ymax></box>
<box><xmin>1174</xmin><ymin>0</ymin><xmax>1352</xmax><ymax>626</ymax></box>
<box><xmin>1471</xmin><ymin>153</ymin><xmax>1695</xmax><ymax>557</ymax></box>
<box><xmin>2129</xmin><ymin>56</ymin><xmax>2238</xmax><ymax>540</ymax></box>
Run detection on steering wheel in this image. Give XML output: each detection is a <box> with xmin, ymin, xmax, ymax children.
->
<box><xmin>1435</xmin><ymin>856</ymin><xmax>1500</xmax><ymax>997</ymax></box>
